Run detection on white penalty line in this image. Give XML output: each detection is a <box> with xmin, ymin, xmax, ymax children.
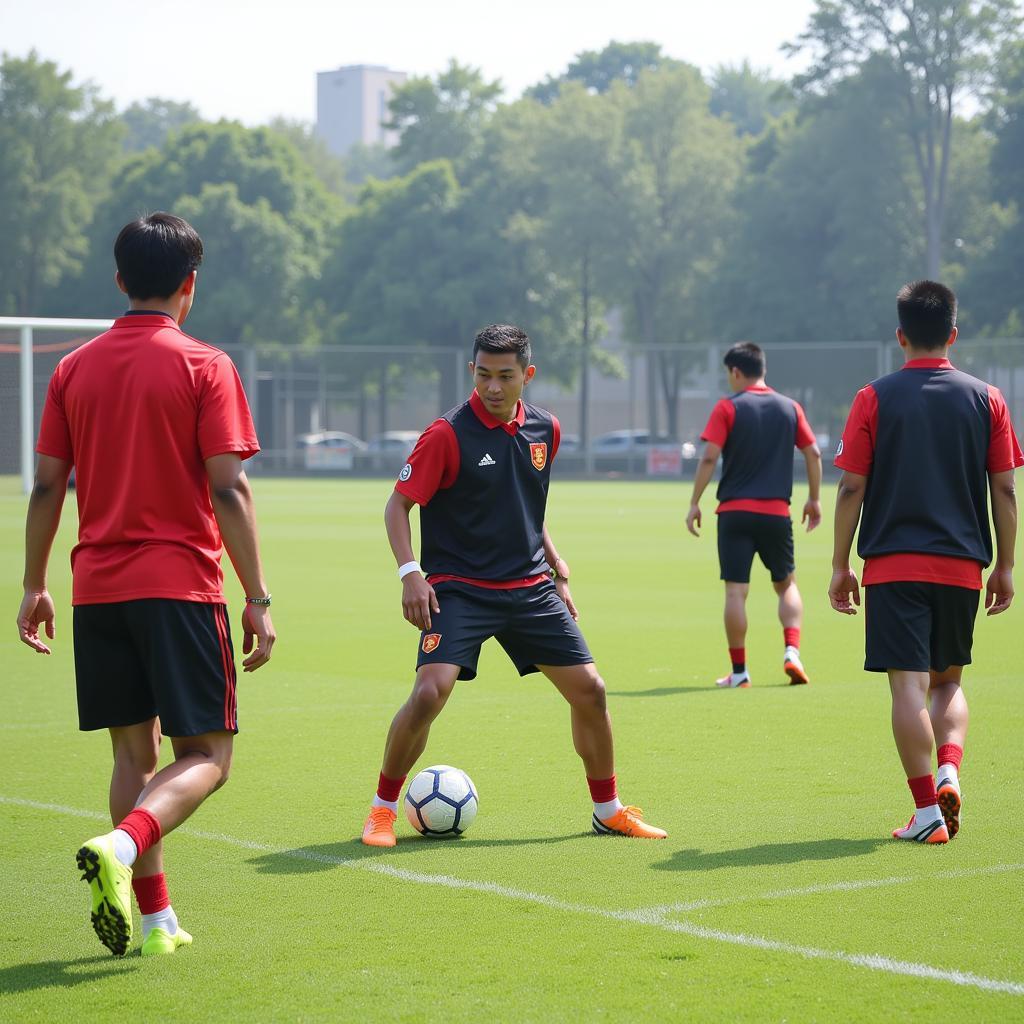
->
<box><xmin>3</xmin><ymin>794</ymin><xmax>1022</xmax><ymax>997</ymax></box>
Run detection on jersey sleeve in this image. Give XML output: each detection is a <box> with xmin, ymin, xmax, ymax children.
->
<box><xmin>834</xmin><ymin>385</ymin><xmax>877</xmax><ymax>475</ymax></box>
<box><xmin>987</xmin><ymin>385</ymin><xmax>1024</xmax><ymax>473</ymax></box>
<box><xmin>700</xmin><ymin>399</ymin><xmax>735</xmax><ymax>447</ymax></box>
<box><xmin>197</xmin><ymin>354</ymin><xmax>260</xmax><ymax>461</ymax></box>
<box><xmin>793</xmin><ymin>401</ymin><xmax>817</xmax><ymax>450</ymax></box>
<box><xmin>395</xmin><ymin>419</ymin><xmax>460</xmax><ymax>506</ymax></box>
<box><xmin>36</xmin><ymin>365</ymin><xmax>73</xmax><ymax>461</ymax></box>
<box><xmin>551</xmin><ymin>414</ymin><xmax>561</xmax><ymax>461</ymax></box>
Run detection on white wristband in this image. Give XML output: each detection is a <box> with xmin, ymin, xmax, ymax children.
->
<box><xmin>398</xmin><ymin>560</ymin><xmax>422</xmax><ymax>580</ymax></box>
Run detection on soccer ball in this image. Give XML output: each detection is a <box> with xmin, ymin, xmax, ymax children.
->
<box><xmin>404</xmin><ymin>765</ymin><xmax>478</xmax><ymax>837</ymax></box>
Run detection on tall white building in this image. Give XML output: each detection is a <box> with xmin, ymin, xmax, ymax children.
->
<box><xmin>316</xmin><ymin>65</ymin><xmax>408</xmax><ymax>157</ymax></box>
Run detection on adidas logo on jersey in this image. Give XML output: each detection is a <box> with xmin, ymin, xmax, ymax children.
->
<box><xmin>478</xmin><ymin>453</ymin><xmax>496</xmax><ymax>467</ymax></box>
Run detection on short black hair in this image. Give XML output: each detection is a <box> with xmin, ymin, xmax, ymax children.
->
<box><xmin>897</xmin><ymin>280</ymin><xmax>957</xmax><ymax>351</ymax></box>
<box><xmin>723</xmin><ymin>341</ymin><xmax>765</xmax><ymax>380</ymax></box>
<box><xmin>472</xmin><ymin>324</ymin><xmax>532</xmax><ymax>369</ymax></box>
<box><xmin>114</xmin><ymin>212</ymin><xmax>204</xmax><ymax>300</ymax></box>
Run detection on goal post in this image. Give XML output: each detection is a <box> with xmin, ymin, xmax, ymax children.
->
<box><xmin>0</xmin><ymin>317</ymin><xmax>113</xmax><ymax>494</ymax></box>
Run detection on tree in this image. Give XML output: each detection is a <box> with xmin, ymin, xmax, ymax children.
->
<box><xmin>709</xmin><ymin>62</ymin><xmax>794</xmax><ymax>135</ymax></box>
<box><xmin>121</xmin><ymin>98</ymin><xmax>201</xmax><ymax>152</ymax></box>
<box><xmin>0</xmin><ymin>52</ymin><xmax>122</xmax><ymax>314</ymax></box>
<box><xmin>526</xmin><ymin>41</ymin><xmax>673</xmax><ymax>104</ymax></box>
<box><xmin>786</xmin><ymin>0</ymin><xmax>1021</xmax><ymax>278</ymax></box>
<box><xmin>385</xmin><ymin>61</ymin><xmax>502</xmax><ymax>175</ymax></box>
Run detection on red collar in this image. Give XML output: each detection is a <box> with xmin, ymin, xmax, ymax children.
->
<box><xmin>469</xmin><ymin>390</ymin><xmax>525</xmax><ymax>434</ymax></box>
<box><xmin>744</xmin><ymin>384</ymin><xmax>772</xmax><ymax>393</ymax></box>
<box><xmin>112</xmin><ymin>314</ymin><xmax>179</xmax><ymax>330</ymax></box>
<box><xmin>903</xmin><ymin>358</ymin><xmax>953</xmax><ymax>369</ymax></box>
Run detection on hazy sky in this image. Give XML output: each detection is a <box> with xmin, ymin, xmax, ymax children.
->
<box><xmin>1</xmin><ymin>0</ymin><xmax>816</xmax><ymax>124</ymax></box>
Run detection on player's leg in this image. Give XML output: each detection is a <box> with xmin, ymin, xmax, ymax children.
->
<box><xmin>929</xmin><ymin>667</ymin><xmax>967</xmax><ymax>837</ymax></box>
<box><xmin>772</xmin><ymin>574</ymin><xmax>808</xmax><ymax>685</ymax></box>
<box><xmin>540</xmin><ymin>662</ymin><xmax>666</xmax><ymax>839</ymax></box>
<box><xmin>716</xmin><ymin>513</ymin><xmax>754</xmax><ymax>687</ymax></box>
<box><xmin>363</xmin><ymin>663</ymin><xmax>461</xmax><ymax>847</ymax></box>
<box><xmin>864</xmin><ymin>583</ymin><xmax>947</xmax><ymax>843</ymax></box>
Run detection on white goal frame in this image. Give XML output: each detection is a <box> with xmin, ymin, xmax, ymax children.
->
<box><xmin>0</xmin><ymin>317</ymin><xmax>113</xmax><ymax>494</ymax></box>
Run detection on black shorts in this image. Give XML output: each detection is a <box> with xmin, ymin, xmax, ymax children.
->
<box><xmin>416</xmin><ymin>580</ymin><xmax>593</xmax><ymax>681</ymax></box>
<box><xmin>864</xmin><ymin>582</ymin><xmax>980</xmax><ymax>673</ymax></box>
<box><xmin>73</xmin><ymin>599</ymin><xmax>238</xmax><ymax>736</ymax></box>
<box><xmin>717</xmin><ymin>511</ymin><xmax>795</xmax><ymax>584</ymax></box>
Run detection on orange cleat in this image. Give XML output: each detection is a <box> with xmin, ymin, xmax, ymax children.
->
<box><xmin>936</xmin><ymin>779</ymin><xmax>961</xmax><ymax>839</ymax></box>
<box><xmin>592</xmin><ymin>805</ymin><xmax>667</xmax><ymax>839</ymax></box>
<box><xmin>891</xmin><ymin>814</ymin><xmax>948</xmax><ymax>843</ymax></box>
<box><xmin>361</xmin><ymin>806</ymin><xmax>397</xmax><ymax>847</ymax></box>
<box><xmin>783</xmin><ymin>658</ymin><xmax>809</xmax><ymax>686</ymax></box>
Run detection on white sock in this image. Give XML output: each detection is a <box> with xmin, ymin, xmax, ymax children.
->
<box><xmin>914</xmin><ymin>803</ymin><xmax>943</xmax><ymax>826</ymax></box>
<box><xmin>142</xmin><ymin>905</ymin><xmax>178</xmax><ymax>939</ymax></box>
<box><xmin>594</xmin><ymin>798</ymin><xmax>623</xmax><ymax>820</ymax></box>
<box><xmin>784</xmin><ymin>646</ymin><xmax>801</xmax><ymax>662</ymax></box>
<box><xmin>731</xmin><ymin>671</ymin><xmax>749</xmax><ymax>684</ymax></box>
<box><xmin>112</xmin><ymin>829</ymin><xmax>138</xmax><ymax>867</ymax></box>
<box><xmin>937</xmin><ymin>763</ymin><xmax>960</xmax><ymax>788</ymax></box>
<box><xmin>372</xmin><ymin>794</ymin><xmax>399</xmax><ymax>813</ymax></box>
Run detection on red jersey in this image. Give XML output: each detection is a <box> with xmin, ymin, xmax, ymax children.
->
<box><xmin>36</xmin><ymin>312</ymin><xmax>259</xmax><ymax>605</ymax></box>
<box><xmin>395</xmin><ymin>391</ymin><xmax>561</xmax><ymax>589</ymax></box>
<box><xmin>835</xmin><ymin>357</ymin><xmax>1023</xmax><ymax>588</ymax></box>
<box><xmin>701</xmin><ymin>385</ymin><xmax>817</xmax><ymax>516</ymax></box>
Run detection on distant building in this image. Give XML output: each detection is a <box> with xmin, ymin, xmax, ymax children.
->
<box><xmin>315</xmin><ymin>65</ymin><xmax>408</xmax><ymax>156</ymax></box>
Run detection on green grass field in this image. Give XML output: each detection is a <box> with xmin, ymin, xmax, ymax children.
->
<box><xmin>2</xmin><ymin>475</ymin><xmax>1022</xmax><ymax>1022</ymax></box>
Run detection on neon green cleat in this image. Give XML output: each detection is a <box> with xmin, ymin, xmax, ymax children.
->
<box><xmin>141</xmin><ymin>926</ymin><xmax>193</xmax><ymax>956</ymax></box>
<box><xmin>76</xmin><ymin>834</ymin><xmax>133</xmax><ymax>956</ymax></box>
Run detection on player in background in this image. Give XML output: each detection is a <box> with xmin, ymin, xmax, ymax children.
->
<box><xmin>16</xmin><ymin>213</ymin><xmax>276</xmax><ymax>955</ymax></box>
<box><xmin>361</xmin><ymin>324</ymin><xmax>667</xmax><ymax>847</ymax></box>
<box><xmin>687</xmin><ymin>342</ymin><xmax>822</xmax><ymax>688</ymax></box>
<box><xmin>830</xmin><ymin>281</ymin><xmax>1022</xmax><ymax>844</ymax></box>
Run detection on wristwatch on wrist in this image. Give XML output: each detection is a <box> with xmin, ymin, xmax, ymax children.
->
<box><xmin>245</xmin><ymin>594</ymin><xmax>272</xmax><ymax>606</ymax></box>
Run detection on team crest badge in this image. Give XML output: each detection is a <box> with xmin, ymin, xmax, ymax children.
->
<box><xmin>422</xmin><ymin>633</ymin><xmax>442</xmax><ymax>654</ymax></box>
<box><xmin>530</xmin><ymin>442</ymin><xmax>548</xmax><ymax>471</ymax></box>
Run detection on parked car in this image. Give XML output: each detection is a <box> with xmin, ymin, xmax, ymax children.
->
<box><xmin>296</xmin><ymin>431</ymin><xmax>367</xmax><ymax>471</ymax></box>
<box><xmin>367</xmin><ymin>430</ymin><xmax>420</xmax><ymax>456</ymax></box>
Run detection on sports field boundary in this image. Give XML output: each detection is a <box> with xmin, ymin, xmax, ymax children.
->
<box><xmin>4</xmin><ymin>794</ymin><xmax>1023</xmax><ymax>997</ymax></box>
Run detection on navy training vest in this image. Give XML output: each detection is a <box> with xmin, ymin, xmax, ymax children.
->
<box><xmin>717</xmin><ymin>389</ymin><xmax>800</xmax><ymax>503</ymax></box>
<box><xmin>858</xmin><ymin>366</ymin><xmax>992</xmax><ymax>565</ymax></box>
<box><xmin>420</xmin><ymin>400</ymin><xmax>554</xmax><ymax>580</ymax></box>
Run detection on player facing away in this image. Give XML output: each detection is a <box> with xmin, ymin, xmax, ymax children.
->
<box><xmin>830</xmin><ymin>281</ymin><xmax>1022</xmax><ymax>844</ymax></box>
<box><xmin>16</xmin><ymin>213</ymin><xmax>276</xmax><ymax>955</ymax></box>
<box><xmin>361</xmin><ymin>324</ymin><xmax>667</xmax><ymax>846</ymax></box>
<box><xmin>687</xmin><ymin>342</ymin><xmax>822</xmax><ymax>688</ymax></box>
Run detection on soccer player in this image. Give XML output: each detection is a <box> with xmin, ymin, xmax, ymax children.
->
<box><xmin>830</xmin><ymin>280</ymin><xmax>1022</xmax><ymax>844</ymax></box>
<box><xmin>361</xmin><ymin>324</ymin><xmax>666</xmax><ymax>846</ymax></box>
<box><xmin>16</xmin><ymin>213</ymin><xmax>276</xmax><ymax>955</ymax></box>
<box><xmin>686</xmin><ymin>342</ymin><xmax>822</xmax><ymax>688</ymax></box>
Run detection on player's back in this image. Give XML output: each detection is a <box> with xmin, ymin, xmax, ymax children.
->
<box><xmin>44</xmin><ymin>313</ymin><xmax>255</xmax><ymax>603</ymax></box>
<box><xmin>718</xmin><ymin>387</ymin><xmax>800</xmax><ymax>502</ymax></box>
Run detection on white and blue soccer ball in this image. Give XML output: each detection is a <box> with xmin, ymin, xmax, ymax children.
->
<box><xmin>404</xmin><ymin>765</ymin><xmax>478</xmax><ymax>837</ymax></box>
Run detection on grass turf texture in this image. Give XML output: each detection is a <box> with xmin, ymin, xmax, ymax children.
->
<box><xmin>1</xmin><ymin>474</ymin><xmax>1022</xmax><ymax>1022</ymax></box>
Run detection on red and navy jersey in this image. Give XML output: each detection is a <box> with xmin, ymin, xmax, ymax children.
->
<box><xmin>701</xmin><ymin>386</ymin><xmax>816</xmax><ymax>517</ymax></box>
<box><xmin>395</xmin><ymin>391</ymin><xmax>561</xmax><ymax>587</ymax></box>
<box><xmin>836</xmin><ymin>357</ymin><xmax>1023</xmax><ymax>588</ymax></box>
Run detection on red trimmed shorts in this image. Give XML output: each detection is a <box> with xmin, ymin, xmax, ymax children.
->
<box><xmin>73</xmin><ymin>599</ymin><xmax>238</xmax><ymax>736</ymax></box>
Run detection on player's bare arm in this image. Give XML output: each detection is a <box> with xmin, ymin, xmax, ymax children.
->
<box><xmin>206</xmin><ymin>453</ymin><xmax>276</xmax><ymax>671</ymax></box>
<box><xmin>801</xmin><ymin>442</ymin><xmax>823</xmax><ymax>531</ymax></box>
<box><xmin>17</xmin><ymin>453</ymin><xmax>72</xmax><ymax>654</ymax></box>
<box><xmin>829</xmin><ymin>470</ymin><xmax>866</xmax><ymax>614</ymax></box>
<box><xmin>385</xmin><ymin>489</ymin><xmax>439</xmax><ymax>631</ymax></box>
<box><xmin>543</xmin><ymin>523</ymin><xmax>577</xmax><ymax>621</ymax></box>
<box><xmin>986</xmin><ymin>468</ymin><xmax>1017</xmax><ymax>615</ymax></box>
<box><xmin>687</xmin><ymin>441</ymin><xmax>721</xmax><ymax>536</ymax></box>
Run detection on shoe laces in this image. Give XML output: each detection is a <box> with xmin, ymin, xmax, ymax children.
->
<box><xmin>368</xmin><ymin>806</ymin><xmax>395</xmax><ymax>826</ymax></box>
<box><xmin>621</xmin><ymin>805</ymin><xmax>644</xmax><ymax>822</ymax></box>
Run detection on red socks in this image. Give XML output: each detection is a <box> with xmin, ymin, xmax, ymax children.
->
<box><xmin>728</xmin><ymin>647</ymin><xmax>746</xmax><ymax>673</ymax></box>
<box><xmin>377</xmin><ymin>773</ymin><xmax>406</xmax><ymax>803</ymax></box>
<box><xmin>908</xmin><ymin>774</ymin><xmax>939</xmax><ymax>808</ymax></box>
<box><xmin>117</xmin><ymin>807</ymin><xmax>162</xmax><ymax>857</ymax></box>
<box><xmin>937</xmin><ymin>743</ymin><xmax>963</xmax><ymax>770</ymax></box>
<box><xmin>587</xmin><ymin>775</ymin><xmax>617</xmax><ymax>804</ymax></box>
<box><xmin>132</xmin><ymin>872</ymin><xmax>170</xmax><ymax>915</ymax></box>
<box><xmin>784</xmin><ymin>627</ymin><xmax>800</xmax><ymax>649</ymax></box>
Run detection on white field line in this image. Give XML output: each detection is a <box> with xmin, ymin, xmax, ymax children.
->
<box><xmin>642</xmin><ymin>863</ymin><xmax>1024</xmax><ymax>915</ymax></box>
<box><xmin>3</xmin><ymin>794</ymin><xmax>1023</xmax><ymax>997</ymax></box>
